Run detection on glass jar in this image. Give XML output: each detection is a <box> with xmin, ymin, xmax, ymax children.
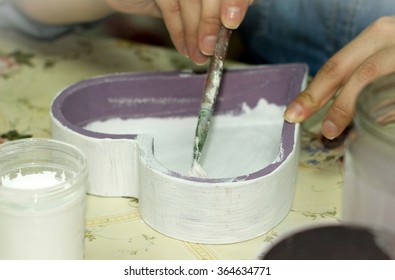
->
<box><xmin>343</xmin><ymin>72</ymin><xmax>395</xmax><ymax>236</ymax></box>
<box><xmin>0</xmin><ymin>138</ymin><xmax>87</xmax><ymax>259</ymax></box>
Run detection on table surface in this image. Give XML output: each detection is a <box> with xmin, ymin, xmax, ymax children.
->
<box><xmin>0</xmin><ymin>28</ymin><xmax>343</xmax><ymax>260</ymax></box>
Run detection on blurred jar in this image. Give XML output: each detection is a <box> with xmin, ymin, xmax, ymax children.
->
<box><xmin>343</xmin><ymin>72</ymin><xmax>395</xmax><ymax>238</ymax></box>
<box><xmin>0</xmin><ymin>138</ymin><xmax>87</xmax><ymax>259</ymax></box>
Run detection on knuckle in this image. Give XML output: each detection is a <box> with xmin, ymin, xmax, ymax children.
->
<box><xmin>166</xmin><ymin>0</ymin><xmax>181</xmax><ymax>14</ymax></box>
<box><xmin>356</xmin><ymin>60</ymin><xmax>381</xmax><ymax>83</ymax></box>
<box><xmin>369</xmin><ymin>16</ymin><xmax>395</xmax><ymax>34</ymax></box>
<box><xmin>201</xmin><ymin>15</ymin><xmax>221</xmax><ymax>27</ymax></box>
<box><xmin>317</xmin><ymin>59</ymin><xmax>342</xmax><ymax>80</ymax></box>
<box><xmin>298</xmin><ymin>90</ymin><xmax>321</xmax><ymax>110</ymax></box>
<box><xmin>170</xmin><ymin>28</ymin><xmax>185</xmax><ymax>45</ymax></box>
<box><xmin>329</xmin><ymin>102</ymin><xmax>350</xmax><ymax>120</ymax></box>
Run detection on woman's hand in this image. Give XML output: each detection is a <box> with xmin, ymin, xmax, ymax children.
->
<box><xmin>284</xmin><ymin>16</ymin><xmax>395</xmax><ymax>139</ymax></box>
<box><xmin>106</xmin><ymin>0</ymin><xmax>254</xmax><ymax>64</ymax></box>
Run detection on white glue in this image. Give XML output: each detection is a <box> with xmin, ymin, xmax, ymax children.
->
<box><xmin>0</xmin><ymin>168</ymin><xmax>85</xmax><ymax>260</ymax></box>
<box><xmin>0</xmin><ymin>139</ymin><xmax>87</xmax><ymax>260</ymax></box>
<box><xmin>1</xmin><ymin>170</ymin><xmax>66</xmax><ymax>189</ymax></box>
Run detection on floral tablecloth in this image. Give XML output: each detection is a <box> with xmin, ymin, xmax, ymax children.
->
<box><xmin>0</xmin><ymin>28</ymin><xmax>343</xmax><ymax>260</ymax></box>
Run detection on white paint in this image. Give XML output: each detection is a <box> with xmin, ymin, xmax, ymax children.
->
<box><xmin>190</xmin><ymin>159</ymin><xmax>208</xmax><ymax>178</ymax></box>
<box><xmin>205</xmin><ymin>61</ymin><xmax>223</xmax><ymax>104</ymax></box>
<box><xmin>0</xmin><ymin>196</ymin><xmax>85</xmax><ymax>259</ymax></box>
<box><xmin>1</xmin><ymin>170</ymin><xmax>66</xmax><ymax>189</ymax></box>
<box><xmin>107</xmin><ymin>97</ymin><xmax>196</xmax><ymax>106</ymax></box>
<box><xmin>0</xmin><ymin>168</ymin><xmax>85</xmax><ymax>259</ymax></box>
<box><xmin>84</xmin><ymin>98</ymin><xmax>285</xmax><ymax>179</ymax></box>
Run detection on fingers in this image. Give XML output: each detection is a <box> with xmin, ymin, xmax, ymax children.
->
<box><xmin>157</xmin><ymin>0</ymin><xmax>209</xmax><ymax>64</ymax></box>
<box><xmin>158</xmin><ymin>0</ymin><xmax>252</xmax><ymax>64</ymax></box>
<box><xmin>178</xmin><ymin>0</ymin><xmax>208</xmax><ymax>64</ymax></box>
<box><xmin>220</xmin><ymin>0</ymin><xmax>253</xmax><ymax>29</ymax></box>
<box><xmin>155</xmin><ymin>0</ymin><xmax>187</xmax><ymax>56</ymax></box>
<box><xmin>107</xmin><ymin>0</ymin><xmax>252</xmax><ymax>63</ymax></box>
<box><xmin>180</xmin><ymin>0</ymin><xmax>252</xmax><ymax>63</ymax></box>
<box><xmin>322</xmin><ymin>46</ymin><xmax>395</xmax><ymax>139</ymax></box>
<box><xmin>199</xmin><ymin>0</ymin><xmax>253</xmax><ymax>56</ymax></box>
<box><xmin>198</xmin><ymin>0</ymin><xmax>221</xmax><ymax>57</ymax></box>
<box><xmin>284</xmin><ymin>16</ymin><xmax>395</xmax><ymax>139</ymax></box>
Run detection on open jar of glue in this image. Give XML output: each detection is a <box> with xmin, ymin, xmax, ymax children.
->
<box><xmin>0</xmin><ymin>138</ymin><xmax>87</xmax><ymax>259</ymax></box>
<box><xmin>343</xmin><ymin>72</ymin><xmax>395</xmax><ymax>240</ymax></box>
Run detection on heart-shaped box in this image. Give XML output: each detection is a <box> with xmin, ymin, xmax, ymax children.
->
<box><xmin>51</xmin><ymin>64</ymin><xmax>307</xmax><ymax>243</ymax></box>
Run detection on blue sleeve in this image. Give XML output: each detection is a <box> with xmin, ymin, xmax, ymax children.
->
<box><xmin>0</xmin><ymin>0</ymin><xmax>92</xmax><ymax>38</ymax></box>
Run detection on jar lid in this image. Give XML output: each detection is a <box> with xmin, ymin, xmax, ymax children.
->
<box><xmin>260</xmin><ymin>225</ymin><xmax>392</xmax><ymax>260</ymax></box>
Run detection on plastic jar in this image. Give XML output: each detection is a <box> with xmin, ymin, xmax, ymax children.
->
<box><xmin>0</xmin><ymin>138</ymin><xmax>87</xmax><ymax>259</ymax></box>
<box><xmin>343</xmin><ymin>72</ymin><xmax>395</xmax><ymax>235</ymax></box>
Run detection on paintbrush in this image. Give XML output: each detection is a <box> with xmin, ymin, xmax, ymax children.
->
<box><xmin>191</xmin><ymin>24</ymin><xmax>232</xmax><ymax>177</ymax></box>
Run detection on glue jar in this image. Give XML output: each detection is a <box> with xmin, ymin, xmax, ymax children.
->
<box><xmin>343</xmin><ymin>72</ymin><xmax>395</xmax><ymax>236</ymax></box>
<box><xmin>0</xmin><ymin>138</ymin><xmax>87</xmax><ymax>259</ymax></box>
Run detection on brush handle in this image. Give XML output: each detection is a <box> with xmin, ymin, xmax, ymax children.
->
<box><xmin>192</xmin><ymin>25</ymin><xmax>232</xmax><ymax>166</ymax></box>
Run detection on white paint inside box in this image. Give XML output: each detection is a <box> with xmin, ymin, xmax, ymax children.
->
<box><xmin>85</xmin><ymin>99</ymin><xmax>285</xmax><ymax>179</ymax></box>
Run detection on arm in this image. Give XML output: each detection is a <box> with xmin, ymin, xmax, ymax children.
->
<box><xmin>13</xmin><ymin>0</ymin><xmax>254</xmax><ymax>64</ymax></box>
<box><xmin>13</xmin><ymin>0</ymin><xmax>114</xmax><ymax>24</ymax></box>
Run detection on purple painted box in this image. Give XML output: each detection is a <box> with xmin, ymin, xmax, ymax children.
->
<box><xmin>51</xmin><ymin>64</ymin><xmax>308</xmax><ymax>243</ymax></box>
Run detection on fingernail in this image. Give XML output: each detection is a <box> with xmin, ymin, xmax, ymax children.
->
<box><xmin>193</xmin><ymin>49</ymin><xmax>209</xmax><ymax>66</ymax></box>
<box><xmin>284</xmin><ymin>103</ymin><xmax>303</xmax><ymax>123</ymax></box>
<box><xmin>322</xmin><ymin>119</ymin><xmax>339</xmax><ymax>140</ymax></box>
<box><xmin>201</xmin><ymin>35</ymin><xmax>217</xmax><ymax>55</ymax></box>
<box><xmin>180</xmin><ymin>46</ymin><xmax>189</xmax><ymax>57</ymax></box>
<box><xmin>224</xmin><ymin>6</ymin><xmax>242</xmax><ymax>28</ymax></box>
